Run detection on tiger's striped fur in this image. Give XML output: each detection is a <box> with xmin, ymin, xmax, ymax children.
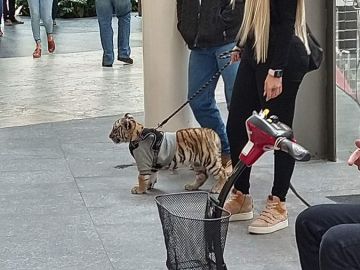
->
<box><xmin>109</xmin><ymin>113</ymin><xmax>227</xmax><ymax>194</ymax></box>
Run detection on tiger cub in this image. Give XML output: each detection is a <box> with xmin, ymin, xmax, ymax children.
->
<box><xmin>109</xmin><ymin>113</ymin><xmax>228</xmax><ymax>194</ymax></box>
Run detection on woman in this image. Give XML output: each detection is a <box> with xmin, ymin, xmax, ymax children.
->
<box><xmin>28</xmin><ymin>0</ymin><xmax>55</xmax><ymax>58</ymax></box>
<box><xmin>224</xmin><ymin>0</ymin><xmax>310</xmax><ymax>234</ymax></box>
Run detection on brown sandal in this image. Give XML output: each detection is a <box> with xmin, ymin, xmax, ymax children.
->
<box><xmin>47</xmin><ymin>36</ymin><xmax>55</xmax><ymax>53</ymax></box>
<box><xmin>33</xmin><ymin>46</ymin><xmax>42</xmax><ymax>58</ymax></box>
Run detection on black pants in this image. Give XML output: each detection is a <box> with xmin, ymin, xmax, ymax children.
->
<box><xmin>3</xmin><ymin>0</ymin><xmax>15</xmax><ymax>20</ymax></box>
<box><xmin>52</xmin><ymin>0</ymin><xmax>58</xmax><ymax>20</ymax></box>
<box><xmin>296</xmin><ymin>204</ymin><xmax>360</xmax><ymax>270</ymax></box>
<box><xmin>227</xmin><ymin>37</ymin><xmax>308</xmax><ymax>201</ymax></box>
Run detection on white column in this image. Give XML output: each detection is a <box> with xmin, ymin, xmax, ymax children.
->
<box><xmin>142</xmin><ymin>0</ymin><xmax>193</xmax><ymax>131</ymax></box>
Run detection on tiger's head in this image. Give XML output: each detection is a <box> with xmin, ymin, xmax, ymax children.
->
<box><xmin>109</xmin><ymin>113</ymin><xmax>144</xmax><ymax>144</ymax></box>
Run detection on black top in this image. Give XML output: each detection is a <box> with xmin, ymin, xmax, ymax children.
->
<box><xmin>239</xmin><ymin>0</ymin><xmax>298</xmax><ymax>70</ymax></box>
<box><xmin>177</xmin><ymin>0</ymin><xmax>245</xmax><ymax>49</ymax></box>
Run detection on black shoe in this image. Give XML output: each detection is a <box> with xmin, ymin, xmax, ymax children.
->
<box><xmin>10</xmin><ymin>18</ymin><xmax>24</xmax><ymax>24</ymax></box>
<box><xmin>118</xmin><ymin>57</ymin><xmax>133</xmax><ymax>65</ymax></box>
<box><xmin>102</xmin><ymin>63</ymin><xmax>113</xmax><ymax>67</ymax></box>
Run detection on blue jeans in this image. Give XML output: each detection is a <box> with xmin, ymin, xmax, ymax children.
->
<box><xmin>296</xmin><ymin>204</ymin><xmax>360</xmax><ymax>270</ymax></box>
<box><xmin>188</xmin><ymin>42</ymin><xmax>239</xmax><ymax>155</ymax></box>
<box><xmin>96</xmin><ymin>0</ymin><xmax>131</xmax><ymax>65</ymax></box>
<box><xmin>28</xmin><ymin>0</ymin><xmax>53</xmax><ymax>42</ymax></box>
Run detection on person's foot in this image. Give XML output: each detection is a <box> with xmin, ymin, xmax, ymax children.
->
<box><xmin>47</xmin><ymin>36</ymin><xmax>55</xmax><ymax>53</ymax></box>
<box><xmin>248</xmin><ymin>195</ymin><xmax>288</xmax><ymax>234</ymax></box>
<box><xmin>102</xmin><ymin>62</ymin><xmax>113</xmax><ymax>67</ymax></box>
<box><xmin>223</xmin><ymin>189</ymin><xmax>253</xmax><ymax>221</ymax></box>
<box><xmin>33</xmin><ymin>44</ymin><xmax>42</xmax><ymax>58</ymax></box>
<box><xmin>118</xmin><ymin>57</ymin><xmax>133</xmax><ymax>65</ymax></box>
<box><xmin>4</xmin><ymin>19</ymin><xmax>12</xmax><ymax>26</ymax></box>
<box><xmin>10</xmin><ymin>18</ymin><xmax>24</xmax><ymax>24</ymax></box>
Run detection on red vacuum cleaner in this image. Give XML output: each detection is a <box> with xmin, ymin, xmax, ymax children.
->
<box><xmin>215</xmin><ymin>109</ymin><xmax>311</xmax><ymax>209</ymax></box>
<box><xmin>155</xmin><ymin>109</ymin><xmax>311</xmax><ymax>270</ymax></box>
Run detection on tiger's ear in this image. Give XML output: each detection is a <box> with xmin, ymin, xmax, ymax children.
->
<box><xmin>124</xmin><ymin>119</ymin><xmax>133</xmax><ymax>130</ymax></box>
<box><xmin>119</xmin><ymin>117</ymin><xmax>133</xmax><ymax>130</ymax></box>
<box><xmin>124</xmin><ymin>113</ymin><xmax>134</xmax><ymax>119</ymax></box>
<box><xmin>120</xmin><ymin>114</ymin><xmax>134</xmax><ymax>129</ymax></box>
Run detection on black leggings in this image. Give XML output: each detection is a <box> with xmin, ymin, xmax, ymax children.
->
<box><xmin>227</xmin><ymin>57</ymin><xmax>304</xmax><ymax>201</ymax></box>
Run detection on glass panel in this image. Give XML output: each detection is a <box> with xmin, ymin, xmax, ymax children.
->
<box><xmin>336</xmin><ymin>0</ymin><xmax>360</xmax><ymax>160</ymax></box>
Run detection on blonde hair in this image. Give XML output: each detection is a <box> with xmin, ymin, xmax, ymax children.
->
<box><xmin>234</xmin><ymin>0</ymin><xmax>310</xmax><ymax>63</ymax></box>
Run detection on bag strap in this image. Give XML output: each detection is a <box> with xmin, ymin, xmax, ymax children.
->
<box><xmin>306</xmin><ymin>23</ymin><xmax>313</xmax><ymax>36</ymax></box>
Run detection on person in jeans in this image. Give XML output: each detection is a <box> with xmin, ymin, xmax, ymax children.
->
<box><xmin>296</xmin><ymin>139</ymin><xmax>360</xmax><ymax>270</ymax></box>
<box><xmin>28</xmin><ymin>0</ymin><xmax>55</xmax><ymax>58</ymax></box>
<box><xmin>224</xmin><ymin>0</ymin><xmax>310</xmax><ymax>234</ymax></box>
<box><xmin>95</xmin><ymin>0</ymin><xmax>132</xmax><ymax>67</ymax></box>
<box><xmin>176</xmin><ymin>0</ymin><xmax>244</xmax><ymax>170</ymax></box>
<box><xmin>3</xmin><ymin>0</ymin><xmax>24</xmax><ymax>25</ymax></box>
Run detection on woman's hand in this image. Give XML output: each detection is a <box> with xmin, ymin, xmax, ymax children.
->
<box><xmin>264</xmin><ymin>74</ymin><xmax>283</xmax><ymax>101</ymax></box>
<box><xmin>230</xmin><ymin>49</ymin><xmax>241</xmax><ymax>64</ymax></box>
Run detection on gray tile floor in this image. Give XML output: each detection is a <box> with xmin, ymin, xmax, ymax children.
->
<box><xmin>0</xmin><ymin>15</ymin><xmax>360</xmax><ymax>270</ymax></box>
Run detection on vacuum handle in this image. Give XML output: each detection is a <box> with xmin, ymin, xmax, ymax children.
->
<box><xmin>277</xmin><ymin>138</ymin><xmax>311</xmax><ymax>162</ymax></box>
<box><xmin>215</xmin><ymin>161</ymin><xmax>247</xmax><ymax>209</ymax></box>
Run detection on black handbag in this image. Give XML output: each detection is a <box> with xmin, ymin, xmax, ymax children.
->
<box><xmin>307</xmin><ymin>25</ymin><xmax>323</xmax><ymax>72</ymax></box>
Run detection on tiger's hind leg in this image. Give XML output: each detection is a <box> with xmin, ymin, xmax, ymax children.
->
<box><xmin>209</xmin><ymin>161</ymin><xmax>228</xmax><ymax>194</ymax></box>
<box><xmin>184</xmin><ymin>164</ymin><xmax>208</xmax><ymax>191</ymax></box>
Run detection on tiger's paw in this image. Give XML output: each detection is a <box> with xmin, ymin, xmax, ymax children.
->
<box><xmin>184</xmin><ymin>183</ymin><xmax>198</xmax><ymax>191</ymax></box>
<box><xmin>147</xmin><ymin>180</ymin><xmax>157</xmax><ymax>190</ymax></box>
<box><xmin>131</xmin><ymin>186</ymin><xmax>147</xmax><ymax>194</ymax></box>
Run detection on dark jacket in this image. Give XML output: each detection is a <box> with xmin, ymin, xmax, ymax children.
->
<box><xmin>176</xmin><ymin>0</ymin><xmax>244</xmax><ymax>49</ymax></box>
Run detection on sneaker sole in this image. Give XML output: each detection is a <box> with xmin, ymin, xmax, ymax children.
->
<box><xmin>229</xmin><ymin>211</ymin><xmax>254</xmax><ymax>221</ymax></box>
<box><xmin>248</xmin><ymin>219</ymin><xmax>288</xmax><ymax>234</ymax></box>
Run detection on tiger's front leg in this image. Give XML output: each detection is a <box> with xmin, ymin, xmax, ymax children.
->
<box><xmin>147</xmin><ymin>172</ymin><xmax>158</xmax><ymax>190</ymax></box>
<box><xmin>131</xmin><ymin>174</ymin><xmax>150</xmax><ymax>194</ymax></box>
<box><xmin>185</xmin><ymin>165</ymin><xmax>208</xmax><ymax>191</ymax></box>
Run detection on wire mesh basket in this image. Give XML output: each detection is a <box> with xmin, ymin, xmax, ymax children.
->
<box><xmin>155</xmin><ymin>192</ymin><xmax>231</xmax><ymax>270</ymax></box>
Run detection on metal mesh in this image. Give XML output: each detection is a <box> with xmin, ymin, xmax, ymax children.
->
<box><xmin>155</xmin><ymin>192</ymin><xmax>230</xmax><ymax>270</ymax></box>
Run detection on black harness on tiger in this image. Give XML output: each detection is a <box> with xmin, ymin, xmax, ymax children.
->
<box><xmin>129</xmin><ymin>128</ymin><xmax>164</xmax><ymax>172</ymax></box>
